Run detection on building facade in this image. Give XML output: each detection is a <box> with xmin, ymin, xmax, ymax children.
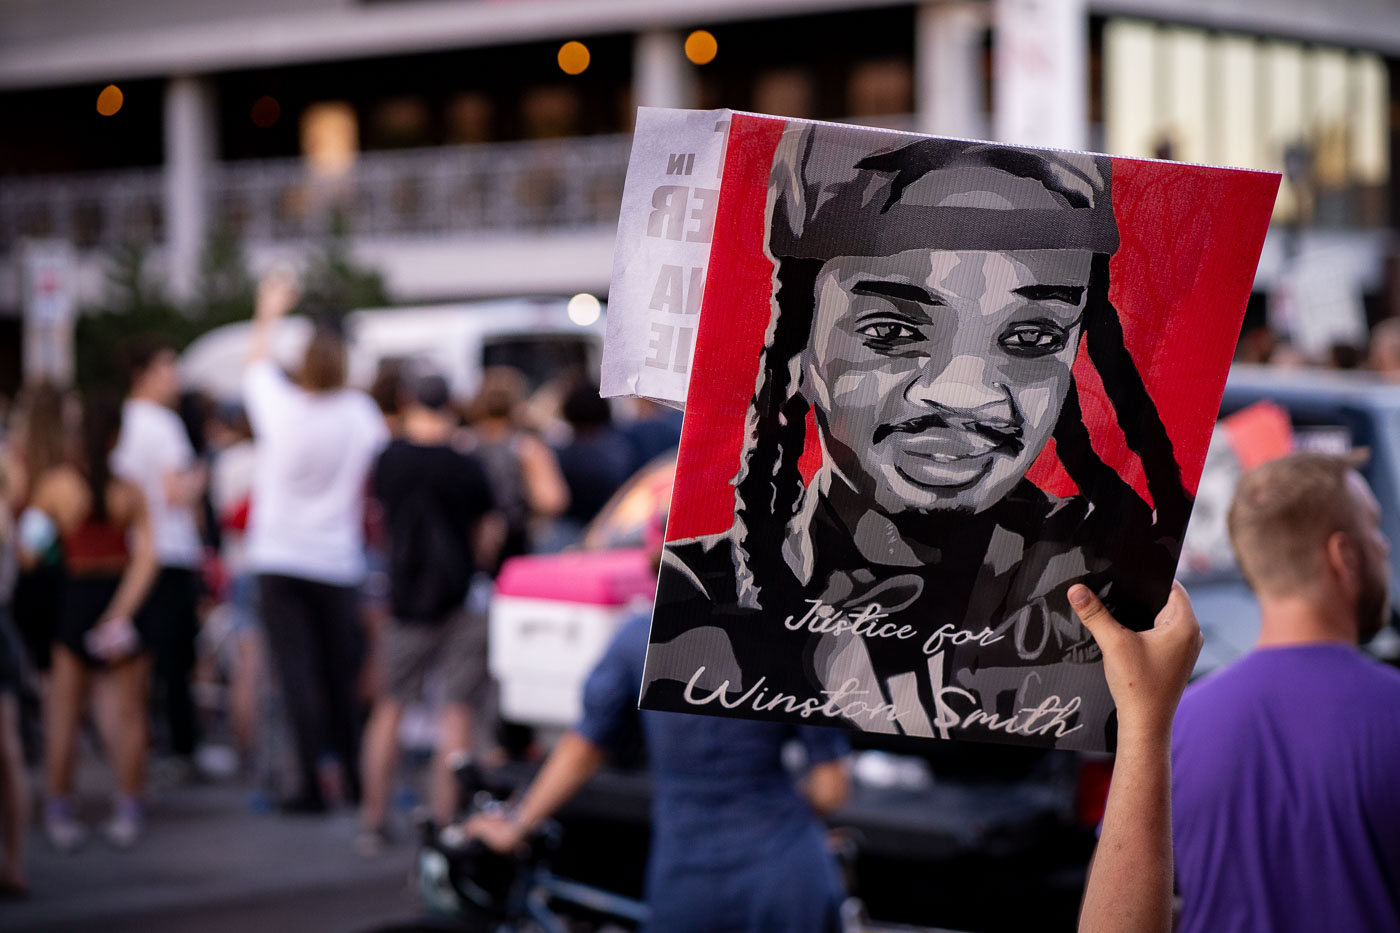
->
<box><xmin>2</xmin><ymin>0</ymin><xmax>1397</xmax><ymax>386</ymax></box>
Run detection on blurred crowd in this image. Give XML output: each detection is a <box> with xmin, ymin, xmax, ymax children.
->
<box><xmin>0</xmin><ymin>275</ymin><xmax>681</xmax><ymax>894</ymax></box>
<box><xmin>1</xmin><ymin>280</ymin><xmax>1398</xmax><ymax>928</ymax></box>
<box><xmin>1237</xmin><ymin>317</ymin><xmax>1400</xmax><ymax>376</ymax></box>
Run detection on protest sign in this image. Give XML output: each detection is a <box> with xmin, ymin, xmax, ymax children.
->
<box><xmin>619</xmin><ymin>111</ymin><xmax>1278</xmax><ymax>752</ymax></box>
<box><xmin>601</xmin><ymin>107</ymin><xmax>730</xmax><ymax>407</ymax></box>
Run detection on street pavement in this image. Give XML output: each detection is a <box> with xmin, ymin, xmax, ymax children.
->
<box><xmin>4</xmin><ymin>769</ymin><xmax>421</xmax><ymax>933</ymax></box>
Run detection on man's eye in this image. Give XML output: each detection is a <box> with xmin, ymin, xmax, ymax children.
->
<box><xmin>999</xmin><ymin>324</ymin><xmax>1067</xmax><ymax>355</ymax></box>
<box><xmin>857</xmin><ymin>321</ymin><xmax>922</xmax><ymax>342</ymax></box>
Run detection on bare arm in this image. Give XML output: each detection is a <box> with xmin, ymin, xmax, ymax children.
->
<box><xmin>1072</xmin><ymin>581</ymin><xmax>1202</xmax><ymax>933</ymax></box>
<box><xmin>517</xmin><ymin>435</ymin><xmax>569</xmax><ymax>520</ymax></box>
<box><xmin>162</xmin><ymin>461</ymin><xmax>209</xmax><ymax>509</ymax></box>
<box><xmin>464</xmin><ymin>731</ymin><xmax>605</xmax><ymax>852</ymax></box>
<box><xmin>248</xmin><ymin>266</ymin><xmax>299</xmax><ymax>364</ymax></box>
<box><xmin>802</xmin><ymin>758</ymin><xmax>850</xmax><ymax>817</ymax></box>
<box><xmin>472</xmin><ymin>512</ymin><xmax>506</xmax><ymax>574</ymax></box>
<box><xmin>102</xmin><ymin>488</ymin><xmax>159</xmax><ymax>623</ymax></box>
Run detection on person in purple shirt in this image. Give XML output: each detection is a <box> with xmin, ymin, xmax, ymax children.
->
<box><xmin>1171</xmin><ymin>452</ymin><xmax>1400</xmax><ymax>933</ymax></box>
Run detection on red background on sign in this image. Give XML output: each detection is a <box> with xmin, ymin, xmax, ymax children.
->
<box><xmin>666</xmin><ymin>114</ymin><xmax>1280</xmax><ymax>542</ymax></box>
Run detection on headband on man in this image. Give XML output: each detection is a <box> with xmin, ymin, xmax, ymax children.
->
<box><xmin>767</xmin><ymin>122</ymin><xmax>1119</xmax><ymax>261</ymax></box>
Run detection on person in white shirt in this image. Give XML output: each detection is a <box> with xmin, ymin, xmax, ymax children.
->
<box><xmin>111</xmin><ymin>338</ymin><xmax>207</xmax><ymax>765</ymax></box>
<box><xmin>244</xmin><ymin>270</ymin><xmax>388</xmax><ymax>813</ymax></box>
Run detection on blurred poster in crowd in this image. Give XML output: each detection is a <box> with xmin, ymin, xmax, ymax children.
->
<box><xmin>1180</xmin><ymin>402</ymin><xmax>1293</xmax><ymax>577</ymax></box>
<box><xmin>609</xmin><ymin>110</ymin><xmax>1278</xmax><ymax>753</ymax></box>
<box><xmin>1270</xmin><ymin>244</ymin><xmax>1370</xmax><ymax>360</ymax></box>
<box><xmin>22</xmin><ymin>238</ymin><xmax>77</xmax><ymax>386</ymax></box>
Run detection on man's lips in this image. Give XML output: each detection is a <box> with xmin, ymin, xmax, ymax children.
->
<box><xmin>893</xmin><ymin>454</ymin><xmax>994</xmax><ymax>491</ymax></box>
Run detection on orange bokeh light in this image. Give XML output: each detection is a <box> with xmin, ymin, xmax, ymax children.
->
<box><xmin>96</xmin><ymin>84</ymin><xmax>124</xmax><ymax>117</ymax></box>
<box><xmin>558</xmin><ymin>40</ymin><xmax>591</xmax><ymax>76</ymax></box>
<box><xmin>685</xmin><ymin>30</ymin><xmax>718</xmax><ymax>65</ymax></box>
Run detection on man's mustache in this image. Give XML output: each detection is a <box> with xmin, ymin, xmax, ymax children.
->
<box><xmin>873</xmin><ymin>409</ymin><xmax>1024</xmax><ymax>454</ymax></box>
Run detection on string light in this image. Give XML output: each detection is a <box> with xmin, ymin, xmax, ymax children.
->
<box><xmin>96</xmin><ymin>85</ymin><xmax>124</xmax><ymax>117</ymax></box>
<box><xmin>685</xmin><ymin>30</ymin><xmax>718</xmax><ymax>65</ymax></box>
<box><xmin>558</xmin><ymin>41</ymin><xmax>591</xmax><ymax>76</ymax></box>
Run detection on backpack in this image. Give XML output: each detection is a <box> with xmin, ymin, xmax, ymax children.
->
<box><xmin>387</xmin><ymin>487</ymin><xmax>473</xmax><ymax>623</ymax></box>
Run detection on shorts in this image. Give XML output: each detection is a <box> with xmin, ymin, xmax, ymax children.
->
<box><xmin>382</xmin><ymin>609</ymin><xmax>490</xmax><ymax>707</ymax></box>
<box><xmin>55</xmin><ymin>575</ymin><xmax>145</xmax><ymax>669</ymax></box>
<box><xmin>13</xmin><ymin>562</ymin><xmax>63</xmax><ymax>671</ymax></box>
<box><xmin>0</xmin><ymin>608</ymin><xmax>25</xmax><ymax>696</ymax></box>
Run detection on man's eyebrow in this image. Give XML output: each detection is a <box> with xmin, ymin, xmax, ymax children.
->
<box><xmin>1014</xmin><ymin>284</ymin><xmax>1086</xmax><ymax>303</ymax></box>
<box><xmin>851</xmin><ymin>280</ymin><xmax>942</xmax><ymax>305</ymax></box>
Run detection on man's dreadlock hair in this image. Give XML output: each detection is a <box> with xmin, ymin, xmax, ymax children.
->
<box><xmin>728</xmin><ymin>125</ymin><xmax>1191</xmax><ymax>624</ymax></box>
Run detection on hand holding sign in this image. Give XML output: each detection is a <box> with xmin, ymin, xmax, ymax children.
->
<box><xmin>1068</xmin><ymin>580</ymin><xmax>1202</xmax><ymax>742</ymax></box>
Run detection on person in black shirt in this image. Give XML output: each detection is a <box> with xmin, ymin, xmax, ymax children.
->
<box><xmin>551</xmin><ymin>381</ymin><xmax>634</xmax><ymax>546</ymax></box>
<box><xmin>357</xmin><ymin>374</ymin><xmax>497</xmax><ymax>855</ymax></box>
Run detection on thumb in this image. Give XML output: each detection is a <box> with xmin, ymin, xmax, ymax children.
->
<box><xmin>1151</xmin><ymin>580</ymin><xmax>1193</xmax><ymax>631</ymax></box>
<box><xmin>1153</xmin><ymin>580</ymin><xmax>1204</xmax><ymax>652</ymax></box>
<box><xmin>1068</xmin><ymin>584</ymin><xmax>1124</xmax><ymax>645</ymax></box>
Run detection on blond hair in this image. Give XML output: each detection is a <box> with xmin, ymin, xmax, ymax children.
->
<box><xmin>1228</xmin><ymin>452</ymin><xmax>1366</xmax><ymax>595</ymax></box>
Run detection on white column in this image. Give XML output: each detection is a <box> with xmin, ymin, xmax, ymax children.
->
<box><xmin>915</xmin><ymin>2</ymin><xmax>988</xmax><ymax>139</ymax></box>
<box><xmin>634</xmin><ymin>31</ymin><xmax>696</xmax><ymax>111</ymax></box>
<box><xmin>992</xmin><ymin>0</ymin><xmax>1089</xmax><ymax>150</ymax></box>
<box><xmin>163</xmin><ymin>75</ymin><xmax>217</xmax><ymax>301</ymax></box>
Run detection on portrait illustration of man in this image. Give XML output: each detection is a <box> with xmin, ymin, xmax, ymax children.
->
<box><xmin>638</xmin><ymin>116</ymin><xmax>1277</xmax><ymax>752</ymax></box>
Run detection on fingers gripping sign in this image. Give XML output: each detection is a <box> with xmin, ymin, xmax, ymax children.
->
<box><xmin>1069</xmin><ymin>581</ymin><xmax>1204</xmax><ymax>740</ymax></box>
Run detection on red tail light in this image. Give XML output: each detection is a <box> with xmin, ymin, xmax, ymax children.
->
<box><xmin>1075</xmin><ymin>757</ymin><xmax>1115</xmax><ymax>830</ymax></box>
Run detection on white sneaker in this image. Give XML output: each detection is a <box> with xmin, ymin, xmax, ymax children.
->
<box><xmin>103</xmin><ymin>809</ymin><xmax>143</xmax><ymax>849</ymax></box>
<box><xmin>44</xmin><ymin>812</ymin><xmax>87</xmax><ymax>853</ymax></box>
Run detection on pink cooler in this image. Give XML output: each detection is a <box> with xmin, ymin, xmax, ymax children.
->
<box><xmin>488</xmin><ymin>549</ymin><xmax>657</xmax><ymax>727</ymax></box>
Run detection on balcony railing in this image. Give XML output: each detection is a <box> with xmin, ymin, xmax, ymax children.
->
<box><xmin>0</xmin><ymin>168</ymin><xmax>165</xmax><ymax>252</ymax></box>
<box><xmin>0</xmin><ymin>134</ymin><xmax>632</xmax><ymax>252</ymax></box>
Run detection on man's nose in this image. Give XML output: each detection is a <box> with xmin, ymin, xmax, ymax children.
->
<box><xmin>904</xmin><ymin>353</ymin><xmax>1014</xmax><ymax>417</ymax></box>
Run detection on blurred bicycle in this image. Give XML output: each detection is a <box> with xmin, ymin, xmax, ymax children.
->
<box><xmin>359</xmin><ymin>764</ymin><xmax>648</xmax><ymax>933</ymax></box>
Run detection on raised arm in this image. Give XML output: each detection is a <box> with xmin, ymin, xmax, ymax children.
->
<box><xmin>1072</xmin><ymin>581</ymin><xmax>1202</xmax><ymax>933</ymax></box>
<box><xmin>248</xmin><ymin>265</ymin><xmax>299</xmax><ymax>364</ymax></box>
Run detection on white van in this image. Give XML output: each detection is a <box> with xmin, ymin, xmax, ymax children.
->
<box><xmin>178</xmin><ymin>297</ymin><xmax>606</xmax><ymax>403</ymax></box>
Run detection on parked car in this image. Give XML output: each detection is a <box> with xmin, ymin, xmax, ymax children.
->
<box><xmin>1184</xmin><ymin>364</ymin><xmax>1400</xmax><ymax>674</ymax></box>
<box><xmin>178</xmin><ymin>296</ymin><xmax>606</xmax><ymax>402</ymax></box>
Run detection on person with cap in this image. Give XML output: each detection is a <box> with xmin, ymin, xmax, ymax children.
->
<box><xmin>357</xmin><ymin>372</ymin><xmax>498</xmax><ymax>855</ymax></box>
<box><xmin>647</xmin><ymin>122</ymin><xmax>1193</xmax><ymax>750</ymax></box>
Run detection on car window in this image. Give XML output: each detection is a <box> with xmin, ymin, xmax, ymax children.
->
<box><xmin>1179</xmin><ymin>397</ymin><xmax>1375</xmax><ymax>583</ymax></box>
<box><xmin>482</xmin><ymin>336</ymin><xmax>595</xmax><ymax>391</ymax></box>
